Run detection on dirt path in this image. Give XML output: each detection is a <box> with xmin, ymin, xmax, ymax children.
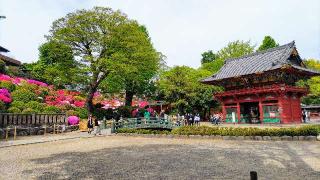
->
<box><xmin>0</xmin><ymin>136</ymin><xmax>319</xmax><ymax>179</ymax></box>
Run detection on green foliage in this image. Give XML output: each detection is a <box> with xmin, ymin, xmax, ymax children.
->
<box><xmin>200</xmin><ymin>58</ymin><xmax>224</xmax><ymax>74</ymax></box>
<box><xmin>66</xmin><ymin>110</ymin><xmax>79</xmax><ymax>117</ymax></box>
<box><xmin>22</xmin><ymin>108</ymin><xmax>37</xmax><ymax>114</ymax></box>
<box><xmin>258</xmin><ymin>36</ymin><xmax>279</xmax><ymax>51</ymax></box>
<box><xmin>25</xmin><ymin>101</ymin><xmax>44</xmax><ymax>113</ymax></box>
<box><xmin>7</xmin><ymin>107</ymin><xmax>21</xmax><ymax>113</ymax></box>
<box><xmin>10</xmin><ymin>101</ymin><xmax>25</xmax><ymax>111</ymax></box>
<box><xmin>43</xmin><ymin>106</ymin><xmax>61</xmax><ymax>113</ymax></box>
<box><xmin>117</xmin><ymin>106</ymin><xmax>133</xmax><ymax>118</ymax></box>
<box><xmin>0</xmin><ymin>101</ymin><xmax>6</xmax><ymax>113</ymax></box>
<box><xmin>0</xmin><ymin>81</ymin><xmax>15</xmax><ymax>92</ymax></box>
<box><xmin>217</xmin><ymin>40</ymin><xmax>255</xmax><ymax>61</ymax></box>
<box><xmin>0</xmin><ymin>59</ymin><xmax>5</xmax><ymax>73</ymax></box>
<box><xmin>171</xmin><ymin>125</ymin><xmax>319</xmax><ymax>136</ymax></box>
<box><xmin>158</xmin><ymin>66</ymin><xmax>221</xmax><ymax>114</ymax></box>
<box><xmin>6</xmin><ymin>66</ymin><xmax>24</xmax><ymax>77</ymax></box>
<box><xmin>11</xmin><ymin>89</ymin><xmax>37</xmax><ymax>103</ymax></box>
<box><xmin>74</xmin><ymin>107</ymin><xmax>88</xmax><ymax>119</ymax></box>
<box><xmin>27</xmin><ymin>40</ymin><xmax>82</xmax><ymax>88</ymax></box>
<box><xmin>299</xmin><ymin>59</ymin><xmax>320</xmax><ymax>104</ymax></box>
<box><xmin>201</xmin><ymin>50</ymin><xmax>219</xmax><ymax>64</ymax></box>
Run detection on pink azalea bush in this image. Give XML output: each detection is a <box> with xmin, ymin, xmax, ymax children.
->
<box><xmin>0</xmin><ymin>88</ymin><xmax>12</xmax><ymax>103</ymax></box>
<box><xmin>67</xmin><ymin>115</ymin><xmax>80</xmax><ymax>125</ymax></box>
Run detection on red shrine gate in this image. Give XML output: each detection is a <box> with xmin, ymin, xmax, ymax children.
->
<box><xmin>215</xmin><ymin>84</ymin><xmax>306</xmax><ymax>124</ymax></box>
<box><xmin>201</xmin><ymin>41</ymin><xmax>320</xmax><ymax>124</ymax></box>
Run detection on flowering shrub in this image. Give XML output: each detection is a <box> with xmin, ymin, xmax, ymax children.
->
<box><xmin>0</xmin><ymin>81</ymin><xmax>16</xmax><ymax>92</ymax></box>
<box><xmin>67</xmin><ymin>115</ymin><xmax>80</xmax><ymax>125</ymax></box>
<box><xmin>27</xmin><ymin>79</ymin><xmax>48</xmax><ymax>87</ymax></box>
<box><xmin>0</xmin><ymin>88</ymin><xmax>12</xmax><ymax>103</ymax></box>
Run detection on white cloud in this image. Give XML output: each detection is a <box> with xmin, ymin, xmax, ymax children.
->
<box><xmin>0</xmin><ymin>0</ymin><xmax>319</xmax><ymax>67</ymax></box>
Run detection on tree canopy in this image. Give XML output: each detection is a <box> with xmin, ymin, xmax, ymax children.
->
<box><xmin>28</xmin><ymin>40</ymin><xmax>81</xmax><ymax>88</ymax></box>
<box><xmin>257</xmin><ymin>36</ymin><xmax>279</xmax><ymax>51</ymax></box>
<box><xmin>158</xmin><ymin>66</ymin><xmax>221</xmax><ymax>115</ymax></box>
<box><xmin>47</xmin><ymin>7</ymin><xmax>159</xmax><ymax>113</ymax></box>
<box><xmin>201</xmin><ymin>50</ymin><xmax>218</xmax><ymax>64</ymax></box>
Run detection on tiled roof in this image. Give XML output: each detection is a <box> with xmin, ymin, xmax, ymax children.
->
<box><xmin>201</xmin><ymin>41</ymin><xmax>320</xmax><ymax>83</ymax></box>
<box><xmin>0</xmin><ymin>54</ymin><xmax>21</xmax><ymax>66</ymax></box>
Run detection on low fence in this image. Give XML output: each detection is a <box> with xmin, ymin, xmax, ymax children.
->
<box><xmin>0</xmin><ymin>113</ymin><xmax>67</xmax><ymax>128</ymax></box>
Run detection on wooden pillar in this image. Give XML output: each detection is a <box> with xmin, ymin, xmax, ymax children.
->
<box><xmin>237</xmin><ymin>102</ymin><xmax>241</xmax><ymax>123</ymax></box>
<box><xmin>259</xmin><ymin>95</ymin><xmax>263</xmax><ymax>124</ymax></box>
<box><xmin>221</xmin><ymin>103</ymin><xmax>226</xmax><ymax>122</ymax></box>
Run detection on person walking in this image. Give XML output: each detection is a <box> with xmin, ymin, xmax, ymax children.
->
<box><xmin>94</xmin><ymin>117</ymin><xmax>101</xmax><ymax>136</ymax></box>
<box><xmin>87</xmin><ymin>114</ymin><xmax>93</xmax><ymax>134</ymax></box>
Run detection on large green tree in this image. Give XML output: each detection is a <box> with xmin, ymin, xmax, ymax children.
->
<box><xmin>47</xmin><ymin>7</ymin><xmax>158</xmax><ymax>113</ymax></box>
<box><xmin>257</xmin><ymin>36</ymin><xmax>279</xmax><ymax>51</ymax></box>
<box><xmin>158</xmin><ymin>66</ymin><xmax>220</xmax><ymax>115</ymax></box>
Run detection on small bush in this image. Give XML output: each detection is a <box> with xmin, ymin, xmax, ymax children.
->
<box><xmin>7</xmin><ymin>107</ymin><xmax>21</xmax><ymax>113</ymax></box>
<box><xmin>22</xmin><ymin>108</ymin><xmax>36</xmax><ymax>114</ymax></box>
<box><xmin>25</xmin><ymin>101</ymin><xmax>44</xmax><ymax>113</ymax></box>
<box><xmin>11</xmin><ymin>89</ymin><xmax>37</xmax><ymax>103</ymax></box>
<box><xmin>0</xmin><ymin>81</ymin><xmax>16</xmax><ymax>92</ymax></box>
<box><xmin>43</xmin><ymin>105</ymin><xmax>61</xmax><ymax>113</ymax></box>
<box><xmin>10</xmin><ymin>101</ymin><xmax>25</xmax><ymax>111</ymax></box>
<box><xmin>6</xmin><ymin>66</ymin><xmax>23</xmax><ymax>77</ymax></box>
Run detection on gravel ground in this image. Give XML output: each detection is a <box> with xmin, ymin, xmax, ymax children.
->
<box><xmin>0</xmin><ymin>136</ymin><xmax>319</xmax><ymax>180</ymax></box>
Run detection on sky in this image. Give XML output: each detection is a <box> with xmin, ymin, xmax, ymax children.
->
<box><xmin>0</xmin><ymin>0</ymin><xmax>319</xmax><ymax>68</ymax></box>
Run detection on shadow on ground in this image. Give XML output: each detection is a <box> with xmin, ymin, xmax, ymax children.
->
<box><xmin>23</xmin><ymin>142</ymin><xmax>320</xmax><ymax>180</ymax></box>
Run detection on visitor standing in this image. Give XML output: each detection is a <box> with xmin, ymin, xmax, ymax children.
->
<box><xmin>194</xmin><ymin>114</ymin><xmax>200</xmax><ymax>126</ymax></box>
<box><xmin>87</xmin><ymin>114</ymin><xmax>93</xmax><ymax>134</ymax></box>
<box><xmin>94</xmin><ymin>118</ymin><xmax>101</xmax><ymax>136</ymax></box>
<box><xmin>188</xmin><ymin>113</ymin><xmax>194</xmax><ymax>126</ymax></box>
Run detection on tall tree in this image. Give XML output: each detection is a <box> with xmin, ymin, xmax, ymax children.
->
<box><xmin>200</xmin><ymin>40</ymin><xmax>255</xmax><ymax>74</ymax></box>
<box><xmin>201</xmin><ymin>50</ymin><xmax>218</xmax><ymax>64</ymax></box>
<box><xmin>258</xmin><ymin>36</ymin><xmax>279</xmax><ymax>51</ymax></box>
<box><xmin>217</xmin><ymin>40</ymin><xmax>255</xmax><ymax>60</ymax></box>
<box><xmin>158</xmin><ymin>66</ymin><xmax>220</xmax><ymax>114</ymax></box>
<box><xmin>47</xmin><ymin>7</ymin><xmax>158</xmax><ymax>113</ymax></box>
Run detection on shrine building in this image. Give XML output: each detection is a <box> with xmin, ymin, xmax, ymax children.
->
<box><xmin>201</xmin><ymin>41</ymin><xmax>320</xmax><ymax>124</ymax></box>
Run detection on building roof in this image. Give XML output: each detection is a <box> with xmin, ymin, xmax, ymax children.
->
<box><xmin>201</xmin><ymin>41</ymin><xmax>320</xmax><ymax>84</ymax></box>
<box><xmin>0</xmin><ymin>53</ymin><xmax>21</xmax><ymax>66</ymax></box>
<box><xmin>0</xmin><ymin>45</ymin><xmax>9</xmax><ymax>53</ymax></box>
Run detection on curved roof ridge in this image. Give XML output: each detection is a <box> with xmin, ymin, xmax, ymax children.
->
<box><xmin>225</xmin><ymin>41</ymin><xmax>295</xmax><ymax>64</ymax></box>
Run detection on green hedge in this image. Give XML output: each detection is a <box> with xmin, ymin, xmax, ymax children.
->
<box><xmin>116</xmin><ymin>125</ymin><xmax>320</xmax><ymax>136</ymax></box>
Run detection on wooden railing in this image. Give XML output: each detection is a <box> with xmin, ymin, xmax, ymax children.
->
<box><xmin>0</xmin><ymin>113</ymin><xmax>67</xmax><ymax>128</ymax></box>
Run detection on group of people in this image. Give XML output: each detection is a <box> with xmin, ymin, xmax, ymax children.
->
<box><xmin>182</xmin><ymin>113</ymin><xmax>201</xmax><ymax>126</ymax></box>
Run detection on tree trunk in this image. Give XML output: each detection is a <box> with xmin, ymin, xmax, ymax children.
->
<box><xmin>125</xmin><ymin>90</ymin><xmax>134</xmax><ymax>106</ymax></box>
<box><xmin>86</xmin><ymin>85</ymin><xmax>97</xmax><ymax>114</ymax></box>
